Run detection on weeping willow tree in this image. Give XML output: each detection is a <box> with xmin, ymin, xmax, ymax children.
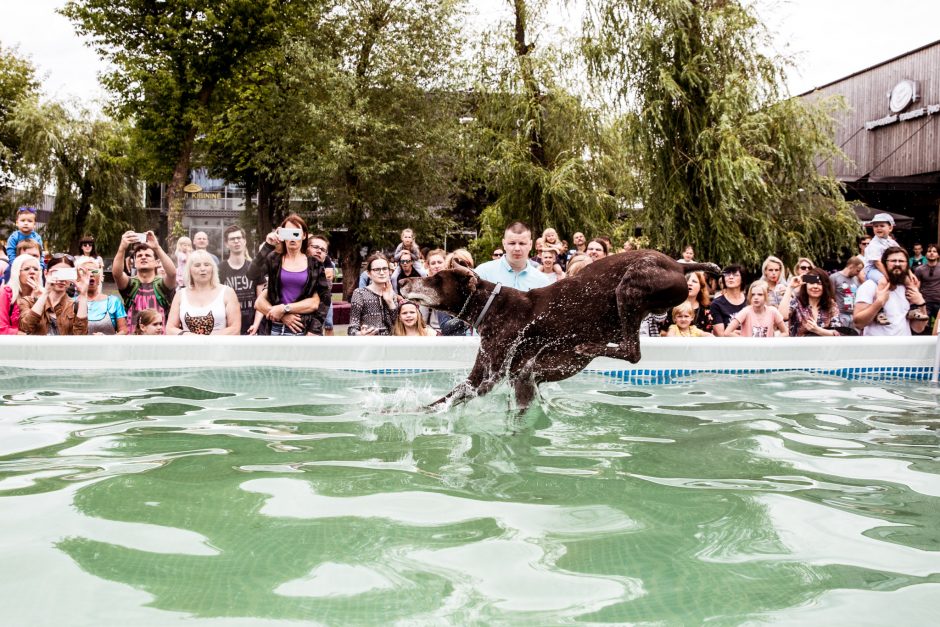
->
<box><xmin>467</xmin><ymin>0</ymin><xmax>623</xmax><ymax>258</ymax></box>
<box><xmin>583</xmin><ymin>0</ymin><xmax>860</xmax><ymax>267</ymax></box>
<box><xmin>11</xmin><ymin>101</ymin><xmax>143</xmax><ymax>253</ymax></box>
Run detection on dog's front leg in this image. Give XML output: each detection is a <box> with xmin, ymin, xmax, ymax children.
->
<box><xmin>429</xmin><ymin>359</ymin><xmax>500</xmax><ymax>408</ymax></box>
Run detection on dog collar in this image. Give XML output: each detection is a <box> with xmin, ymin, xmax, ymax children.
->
<box><xmin>472</xmin><ymin>283</ymin><xmax>502</xmax><ymax>329</ymax></box>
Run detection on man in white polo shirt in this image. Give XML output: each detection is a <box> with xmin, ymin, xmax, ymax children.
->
<box><xmin>475</xmin><ymin>221</ymin><xmax>551</xmax><ymax>291</ymax></box>
<box><xmin>854</xmin><ymin>246</ymin><xmax>928</xmax><ymax>336</ymax></box>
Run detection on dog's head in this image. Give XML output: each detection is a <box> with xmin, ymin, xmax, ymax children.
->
<box><xmin>399</xmin><ymin>264</ymin><xmax>478</xmax><ymax>314</ymax></box>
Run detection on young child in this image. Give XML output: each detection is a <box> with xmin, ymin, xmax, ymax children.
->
<box><xmin>666</xmin><ymin>301</ymin><xmax>712</xmax><ymax>337</ymax></box>
<box><xmin>133</xmin><ymin>308</ymin><xmax>165</xmax><ymax>335</ymax></box>
<box><xmin>174</xmin><ymin>237</ymin><xmax>193</xmax><ymax>287</ymax></box>
<box><xmin>4</xmin><ymin>206</ymin><xmax>44</xmax><ymax>282</ymax></box>
<box><xmin>863</xmin><ymin>213</ymin><xmax>899</xmax><ymax>283</ymax></box>
<box><xmin>725</xmin><ymin>280</ymin><xmax>787</xmax><ymax>338</ymax></box>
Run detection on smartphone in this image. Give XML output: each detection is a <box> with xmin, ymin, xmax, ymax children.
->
<box><xmin>135</xmin><ymin>232</ymin><xmax>148</xmax><ymax>244</ymax></box>
<box><xmin>51</xmin><ymin>267</ymin><xmax>78</xmax><ymax>282</ymax></box>
<box><xmin>276</xmin><ymin>227</ymin><xmax>303</xmax><ymax>242</ymax></box>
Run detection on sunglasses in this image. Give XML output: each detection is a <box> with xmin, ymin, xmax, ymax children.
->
<box><xmin>18</xmin><ymin>207</ymin><xmax>37</xmax><ymax>214</ymax></box>
<box><xmin>51</xmin><ymin>253</ymin><xmax>74</xmax><ymax>263</ymax></box>
<box><xmin>400</xmin><ymin>259</ymin><xmax>413</xmax><ymax>264</ymax></box>
<box><xmin>492</xmin><ymin>252</ymin><xmax>504</xmax><ymax>257</ymax></box>
<box><xmin>798</xmin><ymin>265</ymin><xmax>812</xmax><ymax>271</ymax></box>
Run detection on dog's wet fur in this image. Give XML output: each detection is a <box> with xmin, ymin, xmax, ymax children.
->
<box><xmin>400</xmin><ymin>251</ymin><xmax>720</xmax><ymax>412</ymax></box>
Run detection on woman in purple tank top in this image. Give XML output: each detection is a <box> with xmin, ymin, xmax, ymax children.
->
<box><xmin>247</xmin><ymin>214</ymin><xmax>331</xmax><ymax>336</ymax></box>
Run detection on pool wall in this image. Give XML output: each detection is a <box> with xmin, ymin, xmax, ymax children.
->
<box><xmin>2</xmin><ymin>336</ymin><xmax>937</xmax><ymax>382</ymax></box>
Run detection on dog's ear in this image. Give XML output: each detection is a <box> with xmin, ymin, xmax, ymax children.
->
<box><xmin>450</xmin><ymin>262</ymin><xmax>478</xmax><ymax>292</ymax></box>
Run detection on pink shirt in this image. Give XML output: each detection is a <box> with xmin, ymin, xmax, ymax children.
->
<box><xmin>734</xmin><ymin>305</ymin><xmax>783</xmax><ymax>338</ymax></box>
<box><xmin>0</xmin><ymin>286</ymin><xmax>21</xmax><ymax>334</ymax></box>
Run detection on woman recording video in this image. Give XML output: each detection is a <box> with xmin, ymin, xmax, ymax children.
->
<box><xmin>247</xmin><ymin>214</ymin><xmax>331</xmax><ymax>336</ymax></box>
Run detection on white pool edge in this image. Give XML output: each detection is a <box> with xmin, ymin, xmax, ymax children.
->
<box><xmin>1</xmin><ymin>336</ymin><xmax>936</xmax><ymax>382</ymax></box>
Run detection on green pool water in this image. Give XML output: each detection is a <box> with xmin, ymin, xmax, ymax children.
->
<box><xmin>1</xmin><ymin>367</ymin><xmax>938</xmax><ymax>625</ymax></box>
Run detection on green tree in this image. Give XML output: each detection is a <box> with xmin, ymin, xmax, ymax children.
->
<box><xmin>11</xmin><ymin>101</ymin><xmax>143</xmax><ymax>253</ymax></box>
<box><xmin>467</xmin><ymin>0</ymin><xmax>629</xmax><ymax>254</ymax></box>
<box><xmin>0</xmin><ymin>44</ymin><xmax>41</xmax><ymax>213</ymax></box>
<box><xmin>62</xmin><ymin>0</ymin><xmax>299</xmax><ymax>237</ymax></box>
<box><xmin>466</xmin><ymin>1</ymin><xmax>622</xmax><ymax>257</ymax></box>
<box><xmin>583</xmin><ymin>0</ymin><xmax>859</xmax><ymax>267</ymax></box>
<box><xmin>290</xmin><ymin>0</ymin><xmax>466</xmax><ymax>297</ymax></box>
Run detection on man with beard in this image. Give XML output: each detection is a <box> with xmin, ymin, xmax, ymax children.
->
<box><xmin>854</xmin><ymin>246</ymin><xmax>928</xmax><ymax>336</ymax></box>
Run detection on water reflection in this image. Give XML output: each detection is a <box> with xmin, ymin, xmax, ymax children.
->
<box><xmin>0</xmin><ymin>369</ymin><xmax>937</xmax><ymax>623</ymax></box>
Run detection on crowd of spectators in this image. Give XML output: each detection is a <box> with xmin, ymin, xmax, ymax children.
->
<box><xmin>0</xmin><ymin>206</ymin><xmax>935</xmax><ymax>339</ymax></box>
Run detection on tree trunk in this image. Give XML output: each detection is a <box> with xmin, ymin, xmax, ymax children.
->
<box><xmin>166</xmin><ymin>85</ymin><xmax>214</xmax><ymax>241</ymax></box>
<box><xmin>512</xmin><ymin>0</ymin><xmax>546</xmax><ymax>235</ymax></box>
<box><xmin>71</xmin><ymin>177</ymin><xmax>93</xmax><ymax>253</ymax></box>
<box><xmin>333</xmin><ymin>230</ymin><xmax>363</xmax><ymax>301</ymax></box>
<box><xmin>166</xmin><ymin>125</ymin><xmax>197</xmax><ymax>241</ymax></box>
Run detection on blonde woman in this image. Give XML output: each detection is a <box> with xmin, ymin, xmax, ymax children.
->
<box><xmin>446</xmin><ymin>248</ymin><xmax>475</xmax><ymax>269</ymax></box>
<box><xmin>77</xmin><ymin>256</ymin><xmax>127</xmax><ymax>335</ymax></box>
<box><xmin>165</xmin><ymin>250</ymin><xmax>241</xmax><ymax>335</ymax></box>
<box><xmin>759</xmin><ymin>255</ymin><xmax>789</xmax><ymax>306</ymax></box>
<box><xmin>0</xmin><ymin>254</ymin><xmax>43</xmax><ymax>334</ymax></box>
<box><xmin>392</xmin><ymin>301</ymin><xmax>436</xmax><ymax>336</ymax></box>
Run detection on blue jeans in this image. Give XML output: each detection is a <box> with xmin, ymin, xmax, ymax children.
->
<box><xmin>866</xmin><ymin>267</ymin><xmax>885</xmax><ymax>284</ymax></box>
<box><xmin>324</xmin><ymin>302</ymin><xmax>334</xmax><ymax>330</ymax></box>
<box><xmin>270</xmin><ymin>322</ymin><xmax>304</xmax><ymax>336</ymax></box>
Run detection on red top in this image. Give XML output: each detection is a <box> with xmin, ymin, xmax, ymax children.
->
<box><xmin>0</xmin><ymin>285</ymin><xmax>21</xmax><ymax>334</ymax></box>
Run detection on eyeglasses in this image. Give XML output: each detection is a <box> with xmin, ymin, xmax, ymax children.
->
<box><xmin>798</xmin><ymin>265</ymin><xmax>811</xmax><ymax>271</ymax></box>
<box><xmin>370</xmin><ymin>266</ymin><xmax>389</xmax><ymax>273</ymax></box>
<box><xmin>309</xmin><ymin>244</ymin><xmax>327</xmax><ymax>252</ymax></box>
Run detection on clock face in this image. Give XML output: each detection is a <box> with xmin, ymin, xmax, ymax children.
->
<box><xmin>889</xmin><ymin>80</ymin><xmax>916</xmax><ymax>113</ymax></box>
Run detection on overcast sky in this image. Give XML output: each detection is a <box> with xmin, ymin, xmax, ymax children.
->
<box><xmin>2</xmin><ymin>0</ymin><xmax>939</xmax><ymax>103</ymax></box>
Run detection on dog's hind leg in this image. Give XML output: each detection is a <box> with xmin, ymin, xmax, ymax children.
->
<box><xmin>511</xmin><ymin>378</ymin><xmax>538</xmax><ymax>413</ymax></box>
<box><xmin>575</xmin><ymin>275</ymin><xmax>647</xmax><ymax>363</ymax></box>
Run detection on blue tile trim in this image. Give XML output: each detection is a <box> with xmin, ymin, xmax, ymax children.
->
<box><xmin>342</xmin><ymin>365</ymin><xmax>935</xmax><ymax>385</ymax></box>
<box><xmin>587</xmin><ymin>366</ymin><xmax>933</xmax><ymax>385</ymax></box>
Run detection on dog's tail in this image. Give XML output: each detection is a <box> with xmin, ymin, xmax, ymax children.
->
<box><xmin>680</xmin><ymin>262</ymin><xmax>723</xmax><ymax>276</ymax></box>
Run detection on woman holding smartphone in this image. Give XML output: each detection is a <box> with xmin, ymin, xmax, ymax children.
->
<box><xmin>348</xmin><ymin>253</ymin><xmax>402</xmax><ymax>336</ymax></box>
<box><xmin>248</xmin><ymin>214</ymin><xmax>331</xmax><ymax>336</ymax></box>
<box><xmin>19</xmin><ymin>253</ymin><xmax>90</xmax><ymax>335</ymax></box>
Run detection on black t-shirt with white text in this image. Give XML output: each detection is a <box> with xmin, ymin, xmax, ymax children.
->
<box><xmin>220</xmin><ymin>259</ymin><xmax>260</xmax><ymax>334</ymax></box>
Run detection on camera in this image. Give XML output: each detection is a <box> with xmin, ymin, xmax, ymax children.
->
<box><xmin>135</xmin><ymin>232</ymin><xmax>148</xmax><ymax>244</ymax></box>
<box><xmin>50</xmin><ymin>267</ymin><xmax>78</xmax><ymax>282</ymax></box>
<box><xmin>276</xmin><ymin>227</ymin><xmax>303</xmax><ymax>242</ymax></box>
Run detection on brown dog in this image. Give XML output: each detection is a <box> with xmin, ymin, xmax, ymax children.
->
<box><xmin>399</xmin><ymin>251</ymin><xmax>720</xmax><ymax>411</ymax></box>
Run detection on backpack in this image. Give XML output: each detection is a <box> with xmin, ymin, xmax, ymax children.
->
<box><xmin>123</xmin><ymin>277</ymin><xmax>173</xmax><ymax>310</ymax></box>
